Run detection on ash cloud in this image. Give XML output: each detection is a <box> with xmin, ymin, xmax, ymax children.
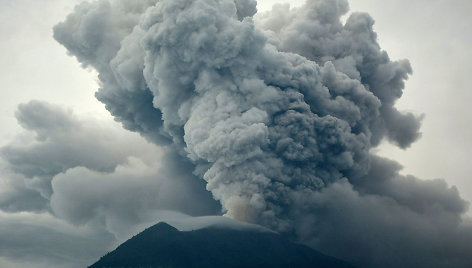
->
<box><xmin>0</xmin><ymin>165</ymin><xmax>48</xmax><ymax>213</ymax></box>
<box><xmin>0</xmin><ymin>100</ymin><xmax>219</xmax><ymax>218</ymax></box>
<box><xmin>1</xmin><ymin>100</ymin><xmax>151</xmax><ymax>198</ymax></box>
<box><xmin>3</xmin><ymin>0</ymin><xmax>463</xmax><ymax>266</ymax></box>
<box><xmin>50</xmin><ymin>148</ymin><xmax>220</xmax><ymax>241</ymax></box>
<box><xmin>256</xmin><ymin>0</ymin><xmax>422</xmax><ymax>148</ymax></box>
<box><xmin>0</xmin><ymin>101</ymin><xmax>219</xmax><ymax>266</ymax></box>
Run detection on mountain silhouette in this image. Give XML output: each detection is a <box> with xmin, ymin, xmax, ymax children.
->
<box><xmin>89</xmin><ymin>222</ymin><xmax>354</xmax><ymax>268</ymax></box>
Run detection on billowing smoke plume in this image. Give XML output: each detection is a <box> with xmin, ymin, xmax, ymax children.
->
<box><xmin>53</xmin><ymin>0</ymin><xmax>472</xmax><ymax>266</ymax></box>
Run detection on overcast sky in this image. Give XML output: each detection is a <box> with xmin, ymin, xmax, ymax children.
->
<box><xmin>0</xmin><ymin>0</ymin><xmax>471</xmax><ymax>267</ymax></box>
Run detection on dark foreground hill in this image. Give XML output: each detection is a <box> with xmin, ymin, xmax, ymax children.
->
<box><xmin>89</xmin><ymin>222</ymin><xmax>354</xmax><ymax>268</ymax></box>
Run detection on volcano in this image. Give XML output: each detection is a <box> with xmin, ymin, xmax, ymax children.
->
<box><xmin>89</xmin><ymin>222</ymin><xmax>354</xmax><ymax>268</ymax></box>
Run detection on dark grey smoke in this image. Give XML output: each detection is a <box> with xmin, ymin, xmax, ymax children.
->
<box><xmin>256</xmin><ymin>0</ymin><xmax>422</xmax><ymax>148</ymax></box>
<box><xmin>53</xmin><ymin>0</ymin><xmax>472</xmax><ymax>267</ymax></box>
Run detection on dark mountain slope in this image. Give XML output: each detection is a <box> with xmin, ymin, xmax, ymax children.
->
<box><xmin>90</xmin><ymin>222</ymin><xmax>354</xmax><ymax>268</ymax></box>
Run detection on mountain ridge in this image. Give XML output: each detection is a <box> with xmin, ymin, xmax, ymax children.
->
<box><xmin>89</xmin><ymin>221</ymin><xmax>355</xmax><ymax>268</ymax></box>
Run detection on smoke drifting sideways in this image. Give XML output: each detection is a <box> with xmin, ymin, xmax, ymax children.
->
<box><xmin>52</xmin><ymin>0</ymin><xmax>472</xmax><ymax>267</ymax></box>
<box><xmin>0</xmin><ymin>100</ymin><xmax>221</xmax><ymax>267</ymax></box>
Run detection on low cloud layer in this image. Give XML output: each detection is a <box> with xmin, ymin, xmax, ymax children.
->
<box><xmin>0</xmin><ymin>211</ymin><xmax>114</xmax><ymax>268</ymax></box>
<box><xmin>0</xmin><ymin>101</ymin><xmax>219</xmax><ymax>267</ymax></box>
<box><xmin>0</xmin><ymin>0</ymin><xmax>471</xmax><ymax>267</ymax></box>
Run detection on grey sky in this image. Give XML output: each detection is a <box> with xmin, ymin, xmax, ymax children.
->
<box><xmin>0</xmin><ymin>0</ymin><xmax>471</xmax><ymax>267</ymax></box>
<box><xmin>0</xmin><ymin>0</ymin><xmax>106</xmax><ymax>146</ymax></box>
